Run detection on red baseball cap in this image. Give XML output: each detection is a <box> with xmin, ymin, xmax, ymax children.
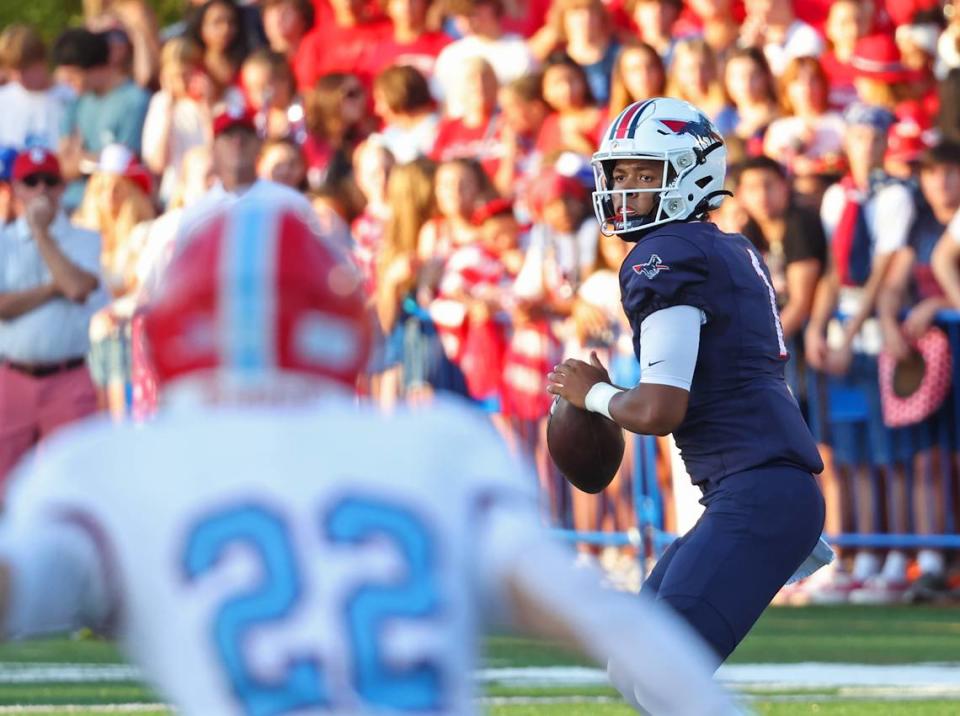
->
<box><xmin>212</xmin><ymin>105</ymin><xmax>258</xmax><ymax>138</ymax></box>
<box><xmin>12</xmin><ymin>147</ymin><xmax>62</xmax><ymax>182</ymax></box>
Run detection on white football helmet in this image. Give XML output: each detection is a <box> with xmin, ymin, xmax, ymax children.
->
<box><xmin>592</xmin><ymin>97</ymin><xmax>728</xmax><ymax>236</ymax></box>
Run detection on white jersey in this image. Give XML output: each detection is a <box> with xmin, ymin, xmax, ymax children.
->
<box><xmin>1</xmin><ymin>398</ymin><xmax>541</xmax><ymax>716</ymax></box>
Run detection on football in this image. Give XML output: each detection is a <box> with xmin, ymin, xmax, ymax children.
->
<box><xmin>547</xmin><ymin>397</ymin><xmax>625</xmax><ymax>494</ymax></box>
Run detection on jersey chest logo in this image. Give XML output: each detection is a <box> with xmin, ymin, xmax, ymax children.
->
<box><xmin>633</xmin><ymin>254</ymin><xmax>671</xmax><ymax>279</ymax></box>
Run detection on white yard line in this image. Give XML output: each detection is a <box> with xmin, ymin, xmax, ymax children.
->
<box><xmin>0</xmin><ymin>707</ymin><xmax>164</xmax><ymax>713</ymax></box>
<box><xmin>0</xmin><ymin>665</ymin><xmax>140</xmax><ymax>684</ymax></box>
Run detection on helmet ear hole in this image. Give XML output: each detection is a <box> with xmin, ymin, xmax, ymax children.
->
<box><xmin>694</xmin><ymin>176</ymin><xmax>712</xmax><ymax>189</ymax></box>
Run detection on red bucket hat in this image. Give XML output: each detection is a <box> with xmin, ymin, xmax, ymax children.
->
<box><xmin>878</xmin><ymin>327</ymin><xmax>953</xmax><ymax>428</ymax></box>
<box><xmin>851</xmin><ymin>33</ymin><xmax>919</xmax><ymax>83</ymax></box>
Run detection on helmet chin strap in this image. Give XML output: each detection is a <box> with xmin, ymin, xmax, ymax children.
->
<box><xmin>686</xmin><ymin>189</ymin><xmax>733</xmax><ymax>221</ymax></box>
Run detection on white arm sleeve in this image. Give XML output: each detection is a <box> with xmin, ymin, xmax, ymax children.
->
<box><xmin>638</xmin><ymin>305</ymin><xmax>705</xmax><ymax>390</ymax></box>
<box><xmin>0</xmin><ymin>520</ymin><xmax>109</xmax><ymax>639</ymax></box>
<box><xmin>476</xmin><ymin>503</ymin><xmax>743</xmax><ymax>716</ymax></box>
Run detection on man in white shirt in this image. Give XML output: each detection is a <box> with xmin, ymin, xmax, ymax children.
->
<box><xmin>433</xmin><ymin>0</ymin><xmax>536</xmax><ymax>118</ymax></box>
<box><xmin>0</xmin><ymin>148</ymin><xmax>107</xmax><ymax>486</ymax></box>
<box><xmin>0</xmin><ymin>25</ymin><xmax>71</xmax><ymax>150</ymax></box>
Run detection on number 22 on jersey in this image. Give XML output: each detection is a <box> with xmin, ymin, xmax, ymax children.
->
<box><xmin>183</xmin><ymin>497</ymin><xmax>443</xmax><ymax>715</ymax></box>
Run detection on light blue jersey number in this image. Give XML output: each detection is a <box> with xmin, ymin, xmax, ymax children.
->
<box><xmin>183</xmin><ymin>498</ymin><xmax>440</xmax><ymax>715</ymax></box>
<box><xmin>327</xmin><ymin>498</ymin><xmax>441</xmax><ymax>710</ymax></box>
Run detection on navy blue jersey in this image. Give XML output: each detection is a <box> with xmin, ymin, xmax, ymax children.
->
<box><xmin>619</xmin><ymin>222</ymin><xmax>824</xmax><ymax>484</ymax></box>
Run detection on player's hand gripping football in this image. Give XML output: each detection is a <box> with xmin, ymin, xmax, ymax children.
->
<box><xmin>546</xmin><ymin>351</ymin><xmax>611</xmax><ymax>410</ymax></box>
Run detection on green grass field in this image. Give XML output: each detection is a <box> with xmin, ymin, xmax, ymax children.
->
<box><xmin>0</xmin><ymin>606</ymin><xmax>957</xmax><ymax>715</ymax></box>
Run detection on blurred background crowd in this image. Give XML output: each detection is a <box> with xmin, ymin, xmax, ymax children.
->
<box><xmin>2</xmin><ymin>0</ymin><xmax>960</xmax><ymax>606</ymax></box>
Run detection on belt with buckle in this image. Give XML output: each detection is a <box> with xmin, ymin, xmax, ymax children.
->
<box><xmin>4</xmin><ymin>356</ymin><xmax>87</xmax><ymax>378</ymax></box>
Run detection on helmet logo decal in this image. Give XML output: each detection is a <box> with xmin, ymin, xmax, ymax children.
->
<box><xmin>656</xmin><ymin>115</ymin><xmax>723</xmax><ymax>151</ymax></box>
<box><xmin>632</xmin><ymin>254</ymin><xmax>671</xmax><ymax>279</ymax></box>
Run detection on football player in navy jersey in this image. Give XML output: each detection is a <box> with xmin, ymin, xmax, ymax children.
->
<box><xmin>547</xmin><ymin>97</ymin><xmax>831</xmax><ymax>663</ymax></box>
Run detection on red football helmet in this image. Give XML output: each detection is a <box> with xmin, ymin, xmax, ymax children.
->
<box><xmin>143</xmin><ymin>197</ymin><xmax>371</xmax><ymax>394</ymax></box>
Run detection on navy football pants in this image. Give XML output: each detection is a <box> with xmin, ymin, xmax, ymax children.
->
<box><xmin>642</xmin><ymin>465</ymin><xmax>824</xmax><ymax>662</ymax></box>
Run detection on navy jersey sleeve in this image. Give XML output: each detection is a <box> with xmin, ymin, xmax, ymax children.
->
<box><xmin>621</xmin><ymin>233</ymin><xmax>711</xmax><ymax>325</ymax></box>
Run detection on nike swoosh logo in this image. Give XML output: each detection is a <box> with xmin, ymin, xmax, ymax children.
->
<box><xmin>647</xmin><ymin>360</ymin><xmax>665</xmax><ymax>367</ymax></box>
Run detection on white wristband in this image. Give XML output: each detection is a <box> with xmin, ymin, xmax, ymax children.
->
<box><xmin>584</xmin><ymin>382</ymin><xmax>623</xmax><ymax>420</ymax></box>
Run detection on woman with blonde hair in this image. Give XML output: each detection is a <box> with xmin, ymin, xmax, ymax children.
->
<box><xmin>73</xmin><ymin>144</ymin><xmax>157</xmax><ymax>417</ymax></box>
<box><xmin>607</xmin><ymin>42</ymin><xmax>664</xmax><ymax>118</ymax></box>
<box><xmin>73</xmin><ymin>145</ymin><xmax>156</xmax><ymax>296</ymax></box>
<box><xmin>666</xmin><ymin>38</ymin><xmax>736</xmax><ymax>136</ymax></box>
<box><xmin>372</xmin><ymin>157</ymin><xmax>437</xmax><ymax>405</ymax></box>
<box><xmin>141</xmin><ymin>36</ymin><xmax>212</xmax><ymax>207</ymax></box>
<box><xmin>376</xmin><ymin>158</ymin><xmax>438</xmax><ymax>338</ymax></box>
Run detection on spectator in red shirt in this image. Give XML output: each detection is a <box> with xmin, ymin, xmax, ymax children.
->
<box><xmin>820</xmin><ymin>0</ymin><xmax>870</xmax><ymax>110</ymax></box>
<box><xmin>186</xmin><ymin>0</ymin><xmax>250</xmax><ymax>92</ymax></box>
<box><xmin>302</xmin><ymin>73</ymin><xmax>374</xmax><ymax>189</ymax></box>
<box><xmin>430</xmin><ymin>59</ymin><xmax>503</xmax><ymax>179</ymax></box>
<box><xmin>536</xmin><ymin>52</ymin><xmax>606</xmax><ymax>158</ymax></box>
<box><xmin>607</xmin><ymin>41</ymin><xmax>665</xmax><ymax>118</ymax></box>
<box><xmin>418</xmin><ymin>158</ymin><xmax>490</xmax><ymax>265</ymax></box>
<box><xmin>261</xmin><ymin>0</ymin><xmax>314</xmax><ymax>60</ymax></box>
<box><xmin>373</xmin><ymin>0</ymin><xmax>451</xmax><ymax>81</ymax></box>
<box><xmin>293</xmin><ymin>0</ymin><xmax>391</xmax><ymax>91</ymax></box>
<box><xmin>895</xmin><ymin>19</ymin><xmax>941</xmax><ymax>120</ymax></box>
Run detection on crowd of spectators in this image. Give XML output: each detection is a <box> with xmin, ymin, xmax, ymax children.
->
<box><xmin>2</xmin><ymin>0</ymin><xmax>960</xmax><ymax>604</ymax></box>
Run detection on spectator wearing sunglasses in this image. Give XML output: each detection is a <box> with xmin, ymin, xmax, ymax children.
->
<box><xmin>0</xmin><ymin>148</ymin><xmax>107</xmax><ymax>489</ymax></box>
